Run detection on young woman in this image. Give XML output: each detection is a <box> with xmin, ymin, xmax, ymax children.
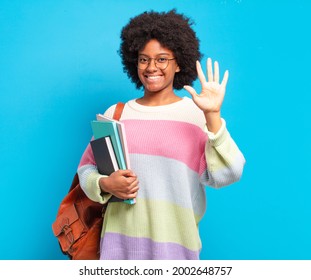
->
<box><xmin>77</xmin><ymin>10</ymin><xmax>245</xmax><ymax>260</ymax></box>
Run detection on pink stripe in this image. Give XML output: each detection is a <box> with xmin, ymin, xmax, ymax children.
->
<box><xmin>78</xmin><ymin>142</ymin><xmax>96</xmax><ymax>167</ymax></box>
<box><xmin>123</xmin><ymin>119</ymin><xmax>208</xmax><ymax>173</ymax></box>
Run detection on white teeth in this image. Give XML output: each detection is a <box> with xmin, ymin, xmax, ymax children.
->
<box><xmin>147</xmin><ymin>76</ymin><xmax>161</xmax><ymax>80</ymax></box>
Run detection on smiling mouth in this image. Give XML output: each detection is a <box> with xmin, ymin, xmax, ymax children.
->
<box><xmin>145</xmin><ymin>75</ymin><xmax>162</xmax><ymax>80</ymax></box>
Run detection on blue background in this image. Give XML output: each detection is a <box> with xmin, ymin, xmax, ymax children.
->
<box><xmin>1</xmin><ymin>0</ymin><xmax>310</xmax><ymax>260</ymax></box>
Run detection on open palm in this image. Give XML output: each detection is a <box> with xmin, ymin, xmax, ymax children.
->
<box><xmin>184</xmin><ymin>58</ymin><xmax>229</xmax><ymax>113</ymax></box>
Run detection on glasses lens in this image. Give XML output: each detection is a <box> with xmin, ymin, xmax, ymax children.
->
<box><xmin>155</xmin><ymin>58</ymin><xmax>169</xmax><ymax>70</ymax></box>
<box><xmin>137</xmin><ymin>57</ymin><xmax>171</xmax><ymax>70</ymax></box>
<box><xmin>137</xmin><ymin>57</ymin><xmax>148</xmax><ymax>69</ymax></box>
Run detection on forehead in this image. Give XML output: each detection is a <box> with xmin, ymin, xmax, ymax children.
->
<box><xmin>139</xmin><ymin>39</ymin><xmax>174</xmax><ymax>56</ymax></box>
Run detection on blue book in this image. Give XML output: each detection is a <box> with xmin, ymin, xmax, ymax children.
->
<box><xmin>96</xmin><ymin>113</ymin><xmax>131</xmax><ymax>170</ymax></box>
<box><xmin>91</xmin><ymin>120</ymin><xmax>127</xmax><ymax>170</ymax></box>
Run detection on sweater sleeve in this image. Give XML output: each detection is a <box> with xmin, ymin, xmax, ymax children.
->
<box><xmin>203</xmin><ymin>118</ymin><xmax>246</xmax><ymax>188</ymax></box>
<box><xmin>77</xmin><ymin>141</ymin><xmax>112</xmax><ymax>204</ymax></box>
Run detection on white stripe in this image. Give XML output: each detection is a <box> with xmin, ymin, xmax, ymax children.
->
<box><xmin>104</xmin><ymin>97</ymin><xmax>207</xmax><ymax>128</ymax></box>
<box><xmin>130</xmin><ymin>154</ymin><xmax>207</xmax><ymax>217</ymax></box>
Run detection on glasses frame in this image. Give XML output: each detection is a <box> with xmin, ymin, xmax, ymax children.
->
<box><xmin>137</xmin><ymin>56</ymin><xmax>176</xmax><ymax>70</ymax></box>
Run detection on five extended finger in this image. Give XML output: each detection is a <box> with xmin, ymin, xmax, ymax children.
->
<box><xmin>207</xmin><ymin>58</ymin><xmax>213</xmax><ymax>82</ymax></box>
<box><xmin>183</xmin><ymin>85</ymin><xmax>198</xmax><ymax>98</ymax></box>
<box><xmin>221</xmin><ymin>70</ymin><xmax>229</xmax><ymax>89</ymax></box>
<box><xmin>196</xmin><ymin>60</ymin><xmax>207</xmax><ymax>85</ymax></box>
<box><xmin>214</xmin><ymin>61</ymin><xmax>219</xmax><ymax>83</ymax></box>
<box><xmin>187</xmin><ymin>58</ymin><xmax>229</xmax><ymax>95</ymax></box>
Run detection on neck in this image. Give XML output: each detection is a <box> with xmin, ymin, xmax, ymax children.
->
<box><xmin>137</xmin><ymin>91</ymin><xmax>182</xmax><ymax>106</ymax></box>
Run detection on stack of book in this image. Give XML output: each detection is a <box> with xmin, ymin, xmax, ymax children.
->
<box><xmin>90</xmin><ymin>114</ymin><xmax>135</xmax><ymax>205</ymax></box>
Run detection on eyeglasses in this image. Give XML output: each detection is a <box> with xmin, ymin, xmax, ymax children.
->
<box><xmin>137</xmin><ymin>55</ymin><xmax>176</xmax><ymax>70</ymax></box>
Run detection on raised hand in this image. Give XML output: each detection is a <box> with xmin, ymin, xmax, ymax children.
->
<box><xmin>184</xmin><ymin>58</ymin><xmax>229</xmax><ymax>114</ymax></box>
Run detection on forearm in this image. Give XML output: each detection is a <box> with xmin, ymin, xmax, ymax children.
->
<box><xmin>205</xmin><ymin>119</ymin><xmax>246</xmax><ymax>188</ymax></box>
<box><xmin>204</xmin><ymin>111</ymin><xmax>222</xmax><ymax>134</ymax></box>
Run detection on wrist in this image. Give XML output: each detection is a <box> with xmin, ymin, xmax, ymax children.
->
<box><xmin>99</xmin><ymin>177</ymin><xmax>109</xmax><ymax>194</ymax></box>
<box><xmin>204</xmin><ymin>111</ymin><xmax>222</xmax><ymax>134</ymax></box>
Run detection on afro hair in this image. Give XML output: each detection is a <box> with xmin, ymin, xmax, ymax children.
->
<box><xmin>119</xmin><ymin>9</ymin><xmax>202</xmax><ymax>90</ymax></box>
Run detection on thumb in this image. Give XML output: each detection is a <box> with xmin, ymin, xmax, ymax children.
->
<box><xmin>184</xmin><ymin>85</ymin><xmax>198</xmax><ymax>100</ymax></box>
<box><xmin>120</xmin><ymin>169</ymin><xmax>136</xmax><ymax>177</ymax></box>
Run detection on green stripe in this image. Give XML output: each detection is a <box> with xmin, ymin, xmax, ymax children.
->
<box><xmin>206</xmin><ymin>140</ymin><xmax>239</xmax><ymax>172</ymax></box>
<box><xmin>86</xmin><ymin>172</ymin><xmax>111</xmax><ymax>203</ymax></box>
<box><xmin>103</xmin><ymin>198</ymin><xmax>202</xmax><ymax>251</ymax></box>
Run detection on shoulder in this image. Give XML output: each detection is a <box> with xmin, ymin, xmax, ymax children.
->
<box><xmin>103</xmin><ymin>104</ymin><xmax>118</xmax><ymax>118</ymax></box>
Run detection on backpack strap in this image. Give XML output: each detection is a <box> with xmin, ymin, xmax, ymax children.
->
<box><xmin>112</xmin><ymin>102</ymin><xmax>125</xmax><ymax>121</ymax></box>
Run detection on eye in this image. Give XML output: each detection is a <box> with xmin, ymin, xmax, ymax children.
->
<box><xmin>138</xmin><ymin>57</ymin><xmax>149</xmax><ymax>64</ymax></box>
<box><xmin>156</xmin><ymin>57</ymin><xmax>168</xmax><ymax>64</ymax></box>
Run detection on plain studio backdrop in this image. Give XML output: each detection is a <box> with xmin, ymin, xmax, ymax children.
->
<box><xmin>0</xmin><ymin>0</ymin><xmax>310</xmax><ymax>260</ymax></box>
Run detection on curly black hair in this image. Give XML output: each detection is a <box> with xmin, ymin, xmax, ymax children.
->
<box><xmin>119</xmin><ymin>9</ymin><xmax>202</xmax><ymax>90</ymax></box>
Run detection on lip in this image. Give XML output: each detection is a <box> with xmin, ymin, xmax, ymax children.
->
<box><xmin>144</xmin><ymin>75</ymin><xmax>163</xmax><ymax>81</ymax></box>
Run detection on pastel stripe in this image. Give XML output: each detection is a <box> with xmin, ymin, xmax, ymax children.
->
<box><xmin>100</xmin><ymin>233</ymin><xmax>200</xmax><ymax>260</ymax></box>
<box><xmin>130</xmin><ymin>154</ymin><xmax>206</xmax><ymax>217</ymax></box>
<box><xmin>77</xmin><ymin>164</ymin><xmax>98</xmax><ymax>192</ymax></box>
<box><xmin>102</xmin><ymin>198</ymin><xmax>202</xmax><ymax>251</ymax></box>
<box><xmin>206</xmin><ymin>133</ymin><xmax>244</xmax><ymax>172</ymax></box>
<box><xmin>78</xmin><ymin>142</ymin><xmax>95</xmax><ymax>168</ymax></box>
<box><xmin>123</xmin><ymin>119</ymin><xmax>208</xmax><ymax>173</ymax></box>
<box><xmin>203</xmin><ymin>154</ymin><xmax>246</xmax><ymax>188</ymax></box>
<box><xmin>105</xmin><ymin>97</ymin><xmax>207</xmax><ymax>126</ymax></box>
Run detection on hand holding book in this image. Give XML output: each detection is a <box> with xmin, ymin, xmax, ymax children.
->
<box><xmin>99</xmin><ymin>170</ymin><xmax>139</xmax><ymax>202</ymax></box>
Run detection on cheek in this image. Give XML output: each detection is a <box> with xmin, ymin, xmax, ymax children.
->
<box><xmin>167</xmin><ymin>70</ymin><xmax>177</xmax><ymax>81</ymax></box>
<box><xmin>137</xmin><ymin>70</ymin><xmax>145</xmax><ymax>82</ymax></box>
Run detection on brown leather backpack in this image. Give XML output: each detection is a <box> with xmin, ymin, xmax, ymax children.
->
<box><xmin>52</xmin><ymin>102</ymin><xmax>125</xmax><ymax>260</ymax></box>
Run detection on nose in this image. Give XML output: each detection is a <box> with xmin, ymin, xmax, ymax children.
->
<box><xmin>146</xmin><ymin>58</ymin><xmax>157</xmax><ymax>71</ymax></box>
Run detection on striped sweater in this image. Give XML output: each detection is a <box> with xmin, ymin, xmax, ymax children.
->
<box><xmin>77</xmin><ymin>97</ymin><xmax>245</xmax><ymax>260</ymax></box>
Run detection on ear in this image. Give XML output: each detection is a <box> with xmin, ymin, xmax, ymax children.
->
<box><xmin>175</xmin><ymin>64</ymin><xmax>181</xmax><ymax>73</ymax></box>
